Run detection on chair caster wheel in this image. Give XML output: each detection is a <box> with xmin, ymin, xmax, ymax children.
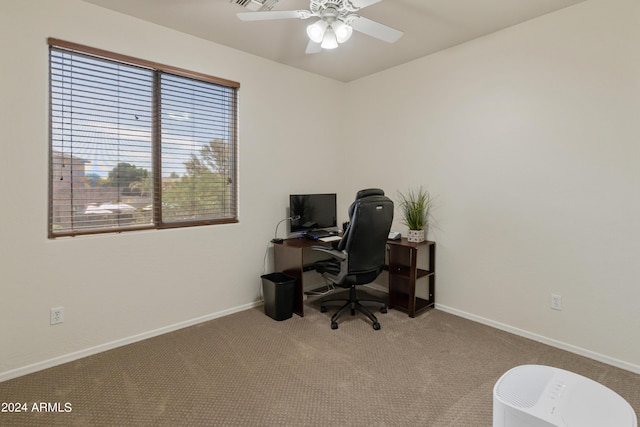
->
<box><xmin>372</xmin><ymin>322</ymin><xmax>381</xmax><ymax>330</ymax></box>
<box><xmin>380</xmin><ymin>307</ymin><xmax>388</xmax><ymax>314</ymax></box>
<box><xmin>331</xmin><ymin>322</ymin><xmax>338</xmax><ymax>330</ymax></box>
<box><xmin>320</xmin><ymin>305</ymin><xmax>327</xmax><ymax>313</ymax></box>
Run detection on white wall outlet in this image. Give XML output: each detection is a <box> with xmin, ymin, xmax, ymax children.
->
<box><xmin>50</xmin><ymin>307</ymin><xmax>64</xmax><ymax>325</ymax></box>
<box><xmin>551</xmin><ymin>294</ymin><xmax>562</xmax><ymax>310</ymax></box>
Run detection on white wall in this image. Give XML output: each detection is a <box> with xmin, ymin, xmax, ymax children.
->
<box><xmin>0</xmin><ymin>0</ymin><xmax>345</xmax><ymax>379</ymax></box>
<box><xmin>345</xmin><ymin>0</ymin><xmax>640</xmax><ymax>371</ymax></box>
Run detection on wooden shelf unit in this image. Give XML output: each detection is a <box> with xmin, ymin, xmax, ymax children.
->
<box><xmin>387</xmin><ymin>238</ymin><xmax>436</xmax><ymax>317</ymax></box>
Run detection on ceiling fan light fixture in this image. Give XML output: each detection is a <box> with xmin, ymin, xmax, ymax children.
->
<box><xmin>238</xmin><ymin>0</ymin><xmax>404</xmax><ymax>54</ymax></box>
<box><xmin>321</xmin><ymin>26</ymin><xmax>339</xmax><ymax>49</ymax></box>
<box><xmin>333</xmin><ymin>20</ymin><xmax>353</xmax><ymax>43</ymax></box>
<box><xmin>306</xmin><ymin>19</ymin><xmax>327</xmax><ymax>43</ymax></box>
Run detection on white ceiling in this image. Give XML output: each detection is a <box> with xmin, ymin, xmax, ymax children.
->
<box><xmin>81</xmin><ymin>0</ymin><xmax>586</xmax><ymax>82</ymax></box>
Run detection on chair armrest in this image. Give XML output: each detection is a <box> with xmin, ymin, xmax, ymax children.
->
<box><xmin>311</xmin><ymin>245</ymin><xmax>347</xmax><ymax>261</ymax></box>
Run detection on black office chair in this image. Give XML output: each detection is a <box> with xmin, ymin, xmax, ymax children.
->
<box><xmin>312</xmin><ymin>189</ymin><xmax>394</xmax><ymax>330</ymax></box>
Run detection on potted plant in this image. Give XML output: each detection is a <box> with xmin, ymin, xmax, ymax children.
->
<box><xmin>397</xmin><ymin>187</ymin><xmax>432</xmax><ymax>243</ymax></box>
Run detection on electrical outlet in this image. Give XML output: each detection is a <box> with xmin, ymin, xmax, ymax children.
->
<box><xmin>551</xmin><ymin>294</ymin><xmax>562</xmax><ymax>311</ymax></box>
<box><xmin>50</xmin><ymin>307</ymin><xmax>64</xmax><ymax>325</ymax></box>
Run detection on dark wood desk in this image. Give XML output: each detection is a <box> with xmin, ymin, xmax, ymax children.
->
<box><xmin>273</xmin><ymin>238</ymin><xmax>334</xmax><ymax>316</ymax></box>
<box><xmin>273</xmin><ymin>237</ymin><xmax>436</xmax><ymax>318</ymax></box>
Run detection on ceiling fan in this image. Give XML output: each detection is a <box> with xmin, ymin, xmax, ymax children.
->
<box><xmin>237</xmin><ymin>0</ymin><xmax>403</xmax><ymax>53</ymax></box>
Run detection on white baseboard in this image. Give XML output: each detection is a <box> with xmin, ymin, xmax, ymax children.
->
<box><xmin>436</xmin><ymin>304</ymin><xmax>640</xmax><ymax>375</ymax></box>
<box><xmin>0</xmin><ymin>301</ymin><xmax>261</xmax><ymax>383</ymax></box>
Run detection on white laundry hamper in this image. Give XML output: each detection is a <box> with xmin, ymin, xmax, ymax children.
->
<box><xmin>493</xmin><ymin>364</ymin><xmax>637</xmax><ymax>427</ymax></box>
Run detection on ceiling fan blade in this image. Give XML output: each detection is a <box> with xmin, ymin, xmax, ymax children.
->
<box><xmin>348</xmin><ymin>15</ymin><xmax>403</xmax><ymax>43</ymax></box>
<box><xmin>349</xmin><ymin>0</ymin><xmax>383</xmax><ymax>9</ymax></box>
<box><xmin>237</xmin><ymin>10</ymin><xmax>311</xmax><ymax>21</ymax></box>
<box><xmin>305</xmin><ymin>40</ymin><xmax>322</xmax><ymax>54</ymax></box>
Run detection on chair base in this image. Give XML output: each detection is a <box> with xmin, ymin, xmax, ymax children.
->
<box><xmin>318</xmin><ymin>286</ymin><xmax>387</xmax><ymax>330</ymax></box>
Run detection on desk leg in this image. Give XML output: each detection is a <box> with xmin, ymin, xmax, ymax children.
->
<box><xmin>273</xmin><ymin>245</ymin><xmax>305</xmax><ymax>317</ymax></box>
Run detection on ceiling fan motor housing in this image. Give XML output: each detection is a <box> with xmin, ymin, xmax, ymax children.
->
<box><xmin>310</xmin><ymin>0</ymin><xmax>360</xmax><ymax>17</ymax></box>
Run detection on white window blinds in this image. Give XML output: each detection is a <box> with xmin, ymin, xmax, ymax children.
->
<box><xmin>48</xmin><ymin>39</ymin><xmax>239</xmax><ymax>237</ymax></box>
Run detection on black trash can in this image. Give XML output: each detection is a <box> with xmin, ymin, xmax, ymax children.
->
<box><xmin>260</xmin><ymin>272</ymin><xmax>295</xmax><ymax>321</ymax></box>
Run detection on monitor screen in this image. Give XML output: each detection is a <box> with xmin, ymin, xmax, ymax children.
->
<box><xmin>289</xmin><ymin>193</ymin><xmax>337</xmax><ymax>233</ymax></box>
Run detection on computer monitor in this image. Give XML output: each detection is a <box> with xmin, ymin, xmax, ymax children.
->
<box><xmin>289</xmin><ymin>193</ymin><xmax>337</xmax><ymax>234</ymax></box>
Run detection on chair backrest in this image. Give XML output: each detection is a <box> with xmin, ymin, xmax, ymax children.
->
<box><xmin>339</xmin><ymin>189</ymin><xmax>394</xmax><ymax>277</ymax></box>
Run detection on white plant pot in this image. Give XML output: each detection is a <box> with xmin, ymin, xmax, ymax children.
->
<box><xmin>407</xmin><ymin>229</ymin><xmax>425</xmax><ymax>243</ymax></box>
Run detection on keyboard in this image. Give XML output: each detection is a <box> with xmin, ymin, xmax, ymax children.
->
<box><xmin>305</xmin><ymin>229</ymin><xmax>332</xmax><ymax>239</ymax></box>
<box><xmin>319</xmin><ymin>235</ymin><xmax>341</xmax><ymax>243</ymax></box>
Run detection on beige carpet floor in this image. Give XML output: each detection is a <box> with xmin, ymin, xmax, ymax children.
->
<box><xmin>1</xmin><ymin>297</ymin><xmax>639</xmax><ymax>426</ymax></box>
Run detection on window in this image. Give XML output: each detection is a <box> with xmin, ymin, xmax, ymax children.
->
<box><xmin>48</xmin><ymin>39</ymin><xmax>239</xmax><ymax>237</ymax></box>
